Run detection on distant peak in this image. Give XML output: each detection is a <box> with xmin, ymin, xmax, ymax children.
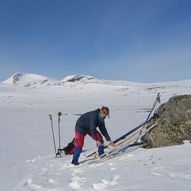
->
<box><xmin>62</xmin><ymin>74</ymin><xmax>95</xmax><ymax>82</ymax></box>
<box><xmin>2</xmin><ymin>73</ymin><xmax>52</xmax><ymax>87</ymax></box>
<box><xmin>12</xmin><ymin>73</ymin><xmax>25</xmax><ymax>85</ymax></box>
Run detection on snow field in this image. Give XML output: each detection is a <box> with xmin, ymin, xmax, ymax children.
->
<box><xmin>0</xmin><ymin>75</ymin><xmax>191</xmax><ymax>191</ymax></box>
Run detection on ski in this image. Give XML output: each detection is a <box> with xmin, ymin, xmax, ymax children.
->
<box><xmin>84</xmin><ymin>124</ymin><xmax>157</xmax><ymax>165</ymax></box>
<box><xmin>86</xmin><ymin>121</ymin><xmax>146</xmax><ymax>158</ymax></box>
<box><xmin>84</xmin><ymin>143</ymin><xmax>142</xmax><ymax>165</ymax></box>
<box><xmin>93</xmin><ymin>123</ymin><xmax>157</xmax><ymax>160</ymax></box>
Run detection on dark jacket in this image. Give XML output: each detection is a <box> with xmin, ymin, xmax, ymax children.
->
<box><xmin>75</xmin><ymin>109</ymin><xmax>111</xmax><ymax>141</ymax></box>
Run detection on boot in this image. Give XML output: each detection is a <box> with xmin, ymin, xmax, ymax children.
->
<box><xmin>71</xmin><ymin>147</ymin><xmax>82</xmax><ymax>165</ymax></box>
<box><xmin>98</xmin><ymin>145</ymin><xmax>104</xmax><ymax>156</ymax></box>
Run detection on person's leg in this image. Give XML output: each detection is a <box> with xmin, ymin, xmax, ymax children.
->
<box><xmin>88</xmin><ymin>131</ymin><xmax>104</xmax><ymax>156</ymax></box>
<box><xmin>96</xmin><ymin>131</ymin><xmax>104</xmax><ymax>156</ymax></box>
<box><xmin>72</xmin><ymin>131</ymin><xmax>84</xmax><ymax>165</ymax></box>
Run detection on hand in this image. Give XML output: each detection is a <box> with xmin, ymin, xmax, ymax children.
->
<box><xmin>96</xmin><ymin>140</ymin><xmax>103</xmax><ymax>147</ymax></box>
<box><xmin>108</xmin><ymin>141</ymin><xmax>116</xmax><ymax>148</ymax></box>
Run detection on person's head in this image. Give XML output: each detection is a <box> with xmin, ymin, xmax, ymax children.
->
<box><xmin>100</xmin><ymin>106</ymin><xmax>110</xmax><ymax>119</ymax></box>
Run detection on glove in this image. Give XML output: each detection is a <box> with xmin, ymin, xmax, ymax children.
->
<box><xmin>108</xmin><ymin>141</ymin><xmax>116</xmax><ymax>148</ymax></box>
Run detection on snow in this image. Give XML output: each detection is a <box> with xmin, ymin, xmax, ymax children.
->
<box><xmin>0</xmin><ymin>74</ymin><xmax>191</xmax><ymax>191</ymax></box>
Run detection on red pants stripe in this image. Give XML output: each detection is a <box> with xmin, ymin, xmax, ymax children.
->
<box><xmin>75</xmin><ymin>131</ymin><xmax>103</xmax><ymax>148</ymax></box>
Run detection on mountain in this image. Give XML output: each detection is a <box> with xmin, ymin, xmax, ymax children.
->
<box><xmin>2</xmin><ymin>73</ymin><xmax>191</xmax><ymax>90</ymax></box>
<box><xmin>61</xmin><ymin>74</ymin><xmax>96</xmax><ymax>82</ymax></box>
<box><xmin>2</xmin><ymin>73</ymin><xmax>56</xmax><ymax>87</ymax></box>
<box><xmin>2</xmin><ymin>73</ymin><xmax>97</xmax><ymax>87</ymax></box>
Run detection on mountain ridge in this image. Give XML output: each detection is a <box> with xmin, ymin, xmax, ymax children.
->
<box><xmin>1</xmin><ymin>72</ymin><xmax>191</xmax><ymax>87</ymax></box>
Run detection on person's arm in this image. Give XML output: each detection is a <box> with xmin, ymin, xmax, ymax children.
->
<box><xmin>99</xmin><ymin>122</ymin><xmax>111</xmax><ymax>142</ymax></box>
<box><xmin>99</xmin><ymin>122</ymin><xmax>116</xmax><ymax>147</ymax></box>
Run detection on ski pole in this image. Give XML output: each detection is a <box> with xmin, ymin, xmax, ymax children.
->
<box><xmin>48</xmin><ymin>114</ymin><xmax>57</xmax><ymax>156</ymax></box>
<box><xmin>57</xmin><ymin>112</ymin><xmax>62</xmax><ymax>156</ymax></box>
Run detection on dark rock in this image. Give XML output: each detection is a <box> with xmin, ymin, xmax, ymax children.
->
<box><xmin>143</xmin><ymin>95</ymin><xmax>191</xmax><ymax>148</ymax></box>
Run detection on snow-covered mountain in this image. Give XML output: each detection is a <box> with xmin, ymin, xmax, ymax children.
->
<box><xmin>2</xmin><ymin>73</ymin><xmax>97</xmax><ymax>87</ymax></box>
<box><xmin>61</xmin><ymin>74</ymin><xmax>96</xmax><ymax>82</ymax></box>
<box><xmin>2</xmin><ymin>73</ymin><xmax>56</xmax><ymax>87</ymax></box>
<box><xmin>2</xmin><ymin>73</ymin><xmax>191</xmax><ymax>90</ymax></box>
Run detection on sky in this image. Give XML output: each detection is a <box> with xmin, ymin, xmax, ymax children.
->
<box><xmin>0</xmin><ymin>0</ymin><xmax>191</xmax><ymax>83</ymax></box>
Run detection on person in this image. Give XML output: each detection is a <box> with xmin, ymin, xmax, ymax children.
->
<box><xmin>71</xmin><ymin>106</ymin><xmax>115</xmax><ymax>165</ymax></box>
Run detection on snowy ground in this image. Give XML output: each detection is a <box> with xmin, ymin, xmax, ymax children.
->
<box><xmin>0</xmin><ymin>74</ymin><xmax>191</xmax><ymax>191</ymax></box>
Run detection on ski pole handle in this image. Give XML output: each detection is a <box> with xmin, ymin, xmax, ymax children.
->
<box><xmin>58</xmin><ymin>112</ymin><xmax>62</xmax><ymax>117</ymax></box>
<box><xmin>48</xmin><ymin>114</ymin><xmax>53</xmax><ymax>121</ymax></box>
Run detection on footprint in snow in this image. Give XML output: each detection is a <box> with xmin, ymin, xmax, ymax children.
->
<box><xmin>21</xmin><ymin>178</ymin><xmax>61</xmax><ymax>191</ymax></box>
<box><xmin>22</xmin><ymin>178</ymin><xmax>44</xmax><ymax>190</ymax></box>
<box><xmin>47</xmin><ymin>179</ymin><xmax>56</xmax><ymax>184</ymax></box>
<box><xmin>68</xmin><ymin>174</ymin><xmax>86</xmax><ymax>190</ymax></box>
<box><xmin>92</xmin><ymin>175</ymin><xmax>120</xmax><ymax>190</ymax></box>
<box><xmin>26</xmin><ymin>155</ymin><xmax>42</xmax><ymax>163</ymax></box>
<box><xmin>108</xmin><ymin>162</ymin><xmax>117</xmax><ymax>171</ymax></box>
<box><xmin>39</xmin><ymin>168</ymin><xmax>48</xmax><ymax>175</ymax></box>
<box><xmin>68</xmin><ymin>169</ymin><xmax>86</xmax><ymax>190</ymax></box>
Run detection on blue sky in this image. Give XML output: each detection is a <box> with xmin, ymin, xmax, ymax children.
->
<box><xmin>0</xmin><ymin>0</ymin><xmax>191</xmax><ymax>82</ymax></box>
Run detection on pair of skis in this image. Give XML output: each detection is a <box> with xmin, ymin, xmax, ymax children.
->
<box><xmin>48</xmin><ymin>112</ymin><xmax>63</xmax><ymax>157</ymax></box>
<box><xmin>85</xmin><ymin>123</ymin><xmax>157</xmax><ymax>165</ymax></box>
<box><xmin>100</xmin><ymin>123</ymin><xmax>157</xmax><ymax>160</ymax></box>
<box><xmin>86</xmin><ymin>93</ymin><xmax>161</xmax><ymax>159</ymax></box>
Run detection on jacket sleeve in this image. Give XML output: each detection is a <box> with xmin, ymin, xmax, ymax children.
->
<box><xmin>99</xmin><ymin>122</ymin><xmax>111</xmax><ymax>141</ymax></box>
